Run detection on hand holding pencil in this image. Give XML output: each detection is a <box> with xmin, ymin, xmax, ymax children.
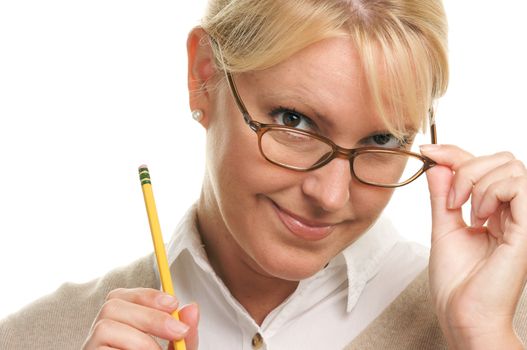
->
<box><xmin>80</xmin><ymin>167</ymin><xmax>199</xmax><ymax>350</ymax></box>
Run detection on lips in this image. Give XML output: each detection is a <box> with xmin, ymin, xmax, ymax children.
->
<box><xmin>271</xmin><ymin>201</ymin><xmax>335</xmax><ymax>241</ymax></box>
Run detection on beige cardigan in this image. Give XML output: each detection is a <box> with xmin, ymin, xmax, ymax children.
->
<box><xmin>2</xmin><ymin>254</ymin><xmax>527</xmax><ymax>349</ymax></box>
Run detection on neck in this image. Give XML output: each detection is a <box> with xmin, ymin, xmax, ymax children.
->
<box><xmin>197</xmin><ymin>189</ymin><xmax>298</xmax><ymax>325</ymax></box>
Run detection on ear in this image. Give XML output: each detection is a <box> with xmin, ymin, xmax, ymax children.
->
<box><xmin>187</xmin><ymin>27</ymin><xmax>217</xmax><ymax>128</ymax></box>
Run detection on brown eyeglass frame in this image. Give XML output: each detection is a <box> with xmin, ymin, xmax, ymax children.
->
<box><xmin>223</xmin><ymin>68</ymin><xmax>437</xmax><ymax>188</ymax></box>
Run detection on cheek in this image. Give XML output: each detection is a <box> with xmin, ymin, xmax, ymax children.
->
<box><xmin>204</xmin><ymin>103</ymin><xmax>274</xmax><ymax>220</ymax></box>
<box><xmin>207</xmin><ymin>124</ymin><xmax>260</xmax><ymax>191</ymax></box>
<box><xmin>206</xmin><ymin>111</ymin><xmax>297</xmax><ymax>200</ymax></box>
<box><xmin>351</xmin><ymin>185</ymin><xmax>395</xmax><ymax>219</ymax></box>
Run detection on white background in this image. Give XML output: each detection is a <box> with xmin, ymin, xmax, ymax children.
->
<box><xmin>1</xmin><ymin>1</ymin><xmax>526</xmax><ymax>318</ymax></box>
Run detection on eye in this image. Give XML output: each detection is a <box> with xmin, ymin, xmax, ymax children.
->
<box><xmin>269</xmin><ymin>107</ymin><xmax>316</xmax><ymax>132</ymax></box>
<box><xmin>363</xmin><ymin>133</ymin><xmax>410</xmax><ymax>149</ymax></box>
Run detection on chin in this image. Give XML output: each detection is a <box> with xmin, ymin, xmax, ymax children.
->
<box><xmin>253</xmin><ymin>246</ymin><xmax>332</xmax><ymax>281</ymax></box>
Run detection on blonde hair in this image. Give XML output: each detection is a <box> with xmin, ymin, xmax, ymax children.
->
<box><xmin>202</xmin><ymin>0</ymin><xmax>448</xmax><ymax>137</ymax></box>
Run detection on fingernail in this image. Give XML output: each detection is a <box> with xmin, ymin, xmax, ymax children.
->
<box><xmin>158</xmin><ymin>294</ymin><xmax>178</xmax><ymax>307</ymax></box>
<box><xmin>420</xmin><ymin>144</ymin><xmax>441</xmax><ymax>153</ymax></box>
<box><xmin>166</xmin><ymin>318</ymin><xmax>189</xmax><ymax>335</ymax></box>
<box><xmin>447</xmin><ymin>188</ymin><xmax>456</xmax><ymax>209</ymax></box>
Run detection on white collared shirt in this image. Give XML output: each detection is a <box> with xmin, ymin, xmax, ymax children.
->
<box><xmin>165</xmin><ymin>206</ymin><xmax>428</xmax><ymax>350</ymax></box>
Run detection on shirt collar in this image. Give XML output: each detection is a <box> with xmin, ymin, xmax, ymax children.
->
<box><xmin>166</xmin><ymin>203</ymin><xmax>213</xmax><ymax>274</ymax></box>
<box><xmin>167</xmin><ymin>204</ymin><xmax>399</xmax><ymax>313</ymax></box>
<box><xmin>339</xmin><ymin>217</ymin><xmax>399</xmax><ymax>311</ymax></box>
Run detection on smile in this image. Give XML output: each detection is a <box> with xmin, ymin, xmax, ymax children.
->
<box><xmin>271</xmin><ymin>201</ymin><xmax>335</xmax><ymax>241</ymax></box>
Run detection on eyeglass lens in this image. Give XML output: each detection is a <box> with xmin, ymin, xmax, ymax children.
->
<box><xmin>260</xmin><ymin>128</ymin><xmax>425</xmax><ymax>186</ymax></box>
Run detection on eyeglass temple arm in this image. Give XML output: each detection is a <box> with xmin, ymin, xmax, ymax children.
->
<box><xmin>429</xmin><ymin>107</ymin><xmax>437</xmax><ymax>144</ymax></box>
<box><xmin>225</xmin><ymin>71</ymin><xmax>252</xmax><ymax>125</ymax></box>
<box><xmin>210</xmin><ymin>33</ymin><xmax>253</xmax><ymax>126</ymax></box>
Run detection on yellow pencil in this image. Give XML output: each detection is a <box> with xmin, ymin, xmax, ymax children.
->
<box><xmin>139</xmin><ymin>165</ymin><xmax>187</xmax><ymax>350</ymax></box>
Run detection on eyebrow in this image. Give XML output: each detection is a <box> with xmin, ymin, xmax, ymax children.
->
<box><xmin>258</xmin><ymin>90</ymin><xmax>420</xmax><ymax>139</ymax></box>
<box><xmin>258</xmin><ymin>90</ymin><xmax>338</xmax><ymax>129</ymax></box>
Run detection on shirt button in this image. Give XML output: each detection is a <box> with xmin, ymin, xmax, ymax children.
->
<box><xmin>251</xmin><ymin>332</ymin><xmax>264</xmax><ymax>349</ymax></box>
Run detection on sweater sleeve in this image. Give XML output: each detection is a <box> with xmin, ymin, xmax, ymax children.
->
<box><xmin>0</xmin><ymin>254</ymin><xmax>158</xmax><ymax>350</ymax></box>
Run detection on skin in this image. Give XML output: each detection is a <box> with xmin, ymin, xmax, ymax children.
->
<box><xmin>82</xmin><ymin>288</ymin><xmax>199</xmax><ymax>349</ymax></box>
<box><xmin>423</xmin><ymin>146</ymin><xmax>527</xmax><ymax>349</ymax></box>
<box><xmin>81</xmin><ymin>28</ymin><xmax>527</xmax><ymax>349</ymax></box>
<box><xmin>195</xmin><ymin>33</ymin><xmax>401</xmax><ymax>324</ymax></box>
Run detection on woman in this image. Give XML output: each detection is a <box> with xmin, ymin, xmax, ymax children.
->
<box><xmin>2</xmin><ymin>0</ymin><xmax>527</xmax><ymax>349</ymax></box>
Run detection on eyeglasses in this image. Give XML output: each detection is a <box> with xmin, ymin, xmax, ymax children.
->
<box><xmin>223</xmin><ymin>71</ymin><xmax>437</xmax><ymax>188</ymax></box>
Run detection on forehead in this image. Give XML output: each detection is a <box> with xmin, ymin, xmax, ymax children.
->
<box><xmin>237</xmin><ymin>36</ymin><xmax>421</xmax><ymax>138</ymax></box>
<box><xmin>249</xmin><ymin>37</ymin><xmax>366</xmax><ymax>100</ymax></box>
<box><xmin>236</xmin><ymin>37</ymin><xmax>402</xmax><ymax>136</ymax></box>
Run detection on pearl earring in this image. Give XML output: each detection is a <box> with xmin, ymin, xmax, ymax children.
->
<box><xmin>191</xmin><ymin>109</ymin><xmax>203</xmax><ymax>122</ymax></box>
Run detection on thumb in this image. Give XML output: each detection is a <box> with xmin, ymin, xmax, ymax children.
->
<box><xmin>177</xmin><ymin>303</ymin><xmax>199</xmax><ymax>350</ymax></box>
<box><xmin>425</xmin><ymin>164</ymin><xmax>466</xmax><ymax>241</ymax></box>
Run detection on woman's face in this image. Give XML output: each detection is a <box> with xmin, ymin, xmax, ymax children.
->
<box><xmin>198</xmin><ymin>36</ymin><xmax>405</xmax><ymax>281</ymax></box>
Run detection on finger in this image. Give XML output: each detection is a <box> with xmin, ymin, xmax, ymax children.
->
<box><xmin>106</xmin><ymin>288</ymin><xmax>180</xmax><ymax>313</ymax></box>
<box><xmin>420</xmin><ymin>146</ymin><xmax>515</xmax><ymax>207</ymax></box>
<box><xmin>178</xmin><ymin>303</ymin><xmax>200</xmax><ymax>350</ymax></box>
<box><xmin>485</xmin><ymin>203</ymin><xmax>507</xmax><ymax>242</ymax></box>
<box><xmin>470</xmin><ymin>159</ymin><xmax>526</xmax><ymax>225</ymax></box>
<box><xmin>97</xmin><ymin>298</ymin><xmax>190</xmax><ymax>341</ymax></box>
<box><xmin>425</xmin><ymin>164</ymin><xmax>466</xmax><ymax>241</ymax></box>
<box><xmin>84</xmin><ymin>318</ymin><xmax>162</xmax><ymax>350</ymax></box>
<box><xmin>451</xmin><ymin>152</ymin><xmax>516</xmax><ymax>209</ymax></box>
<box><xmin>476</xmin><ymin>176</ymin><xmax>527</xmax><ymax>230</ymax></box>
<box><xmin>476</xmin><ymin>177</ymin><xmax>527</xmax><ymax>284</ymax></box>
<box><xmin>420</xmin><ymin>144</ymin><xmax>474</xmax><ymax>170</ymax></box>
<box><xmin>420</xmin><ymin>144</ymin><xmax>473</xmax><ymax>207</ymax></box>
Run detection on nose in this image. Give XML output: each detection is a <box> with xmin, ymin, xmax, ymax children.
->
<box><xmin>301</xmin><ymin>158</ymin><xmax>352</xmax><ymax>212</ymax></box>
